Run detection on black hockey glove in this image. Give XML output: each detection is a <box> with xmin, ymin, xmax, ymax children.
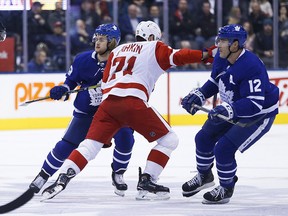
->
<box><xmin>181</xmin><ymin>88</ymin><xmax>206</xmax><ymax>115</ymax></box>
<box><xmin>50</xmin><ymin>85</ymin><xmax>69</xmax><ymax>101</ymax></box>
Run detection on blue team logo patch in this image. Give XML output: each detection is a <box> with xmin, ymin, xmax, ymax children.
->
<box><xmin>235</xmin><ymin>26</ymin><xmax>241</xmax><ymax>31</ymax></box>
<box><xmin>219</xmin><ymin>79</ymin><xmax>234</xmax><ymax>103</ymax></box>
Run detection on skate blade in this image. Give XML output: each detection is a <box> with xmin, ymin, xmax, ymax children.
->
<box><xmin>202</xmin><ymin>197</ymin><xmax>230</xmax><ymax>205</ymax></box>
<box><xmin>41</xmin><ymin>185</ymin><xmax>64</xmax><ymax>202</ymax></box>
<box><xmin>182</xmin><ymin>182</ymin><xmax>215</xmax><ymax>197</ymax></box>
<box><xmin>135</xmin><ymin>190</ymin><xmax>170</xmax><ymax>201</ymax></box>
<box><xmin>114</xmin><ymin>189</ymin><xmax>125</xmax><ymax>197</ymax></box>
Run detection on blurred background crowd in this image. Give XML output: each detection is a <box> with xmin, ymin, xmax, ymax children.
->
<box><xmin>0</xmin><ymin>0</ymin><xmax>287</xmax><ymax>73</ymax></box>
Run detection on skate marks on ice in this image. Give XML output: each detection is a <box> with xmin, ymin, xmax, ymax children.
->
<box><xmin>0</xmin><ymin>126</ymin><xmax>288</xmax><ymax>215</ymax></box>
<box><xmin>1</xmin><ymin>179</ymin><xmax>288</xmax><ymax>216</ymax></box>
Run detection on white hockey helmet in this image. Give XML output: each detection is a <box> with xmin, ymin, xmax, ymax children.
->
<box><xmin>135</xmin><ymin>21</ymin><xmax>161</xmax><ymax>41</ymax></box>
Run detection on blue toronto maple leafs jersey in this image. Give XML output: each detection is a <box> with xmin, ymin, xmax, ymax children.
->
<box><xmin>63</xmin><ymin>50</ymin><xmax>106</xmax><ymax>116</ymax></box>
<box><xmin>203</xmin><ymin>49</ymin><xmax>279</xmax><ymax>121</ymax></box>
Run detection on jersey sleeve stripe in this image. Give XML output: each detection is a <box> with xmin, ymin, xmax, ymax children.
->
<box><xmin>247</xmin><ymin>95</ymin><xmax>265</xmax><ymax>100</ymax></box>
<box><xmin>169</xmin><ymin>49</ymin><xmax>179</xmax><ymax>66</ymax></box>
<box><xmin>208</xmin><ymin>77</ymin><xmax>219</xmax><ymax>86</ymax></box>
<box><xmin>251</xmin><ymin>100</ymin><xmax>263</xmax><ymax>110</ymax></box>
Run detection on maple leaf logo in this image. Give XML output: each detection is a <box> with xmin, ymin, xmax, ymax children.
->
<box><xmin>89</xmin><ymin>87</ymin><xmax>102</xmax><ymax>106</ymax></box>
<box><xmin>235</xmin><ymin>26</ymin><xmax>240</xmax><ymax>31</ymax></box>
<box><xmin>218</xmin><ymin>79</ymin><xmax>234</xmax><ymax>103</ymax></box>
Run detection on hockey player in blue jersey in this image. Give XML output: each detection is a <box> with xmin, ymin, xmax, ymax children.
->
<box><xmin>29</xmin><ymin>24</ymin><xmax>135</xmax><ymax>197</ymax></box>
<box><xmin>181</xmin><ymin>24</ymin><xmax>279</xmax><ymax>204</ymax></box>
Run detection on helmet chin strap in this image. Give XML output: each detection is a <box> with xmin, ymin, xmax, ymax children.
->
<box><xmin>226</xmin><ymin>44</ymin><xmax>240</xmax><ymax>60</ymax></box>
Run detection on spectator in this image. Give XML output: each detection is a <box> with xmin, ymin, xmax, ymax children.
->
<box><xmin>248</xmin><ymin>0</ymin><xmax>266</xmax><ymax>34</ymax></box>
<box><xmin>195</xmin><ymin>0</ymin><xmax>217</xmax><ymax>49</ymax></box>
<box><xmin>147</xmin><ymin>4</ymin><xmax>163</xmax><ymax>31</ymax></box>
<box><xmin>27</xmin><ymin>50</ymin><xmax>49</xmax><ymax>73</ymax></box>
<box><xmin>28</xmin><ymin>1</ymin><xmax>52</xmax><ymax>59</ymax></box>
<box><xmin>94</xmin><ymin>0</ymin><xmax>112</xmax><ymax>23</ymax></box>
<box><xmin>80</xmin><ymin>0</ymin><xmax>101</xmax><ymax>37</ymax></box>
<box><xmin>279</xmin><ymin>5</ymin><xmax>288</xmax><ymax>68</ymax></box>
<box><xmin>254</xmin><ymin>18</ymin><xmax>274</xmax><ymax>68</ymax></box>
<box><xmin>118</xmin><ymin>4</ymin><xmax>143</xmax><ymax>42</ymax></box>
<box><xmin>48</xmin><ymin>1</ymin><xmax>66</xmax><ymax>32</ymax></box>
<box><xmin>226</xmin><ymin>6</ymin><xmax>245</xmax><ymax>25</ymax></box>
<box><xmin>43</xmin><ymin>21</ymin><xmax>66</xmax><ymax>71</ymax></box>
<box><xmin>259</xmin><ymin>0</ymin><xmax>273</xmax><ymax>18</ymax></box>
<box><xmin>132</xmin><ymin>0</ymin><xmax>148</xmax><ymax>18</ymax></box>
<box><xmin>279</xmin><ymin>4</ymin><xmax>288</xmax><ymax>28</ymax></box>
<box><xmin>242</xmin><ymin>20</ymin><xmax>256</xmax><ymax>51</ymax></box>
<box><xmin>169</xmin><ymin>0</ymin><xmax>195</xmax><ymax>47</ymax></box>
<box><xmin>0</xmin><ymin>20</ymin><xmax>6</xmax><ymax>42</ymax></box>
<box><xmin>71</xmin><ymin>19</ymin><xmax>93</xmax><ymax>56</ymax></box>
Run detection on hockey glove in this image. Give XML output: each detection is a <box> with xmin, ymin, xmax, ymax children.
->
<box><xmin>50</xmin><ymin>85</ymin><xmax>70</xmax><ymax>101</ymax></box>
<box><xmin>208</xmin><ymin>102</ymin><xmax>235</xmax><ymax>123</ymax></box>
<box><xmin>202</xmin><ymin>45</ymin><xmax>218</xmax><ymax>65</ymax></box>
<box><xmin>181</xmin><ymin>88</ymin><xmax>206</xmax><ymax>115</ymax></box>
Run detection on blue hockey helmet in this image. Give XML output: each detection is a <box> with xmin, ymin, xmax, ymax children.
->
<box><xmin>93</xmin><ymin>23</ymin><xmax>121</xmax><ymax>45</ymax></box>
<box><xmin>215</xmin><ymin>24</ymin><xmax>247</xmax><ymax>48</ymax></box>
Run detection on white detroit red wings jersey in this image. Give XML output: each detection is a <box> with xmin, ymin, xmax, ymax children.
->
<box><xmin>102</xmin><ymin>40</ymin><xmax>203</xmax><ymax>101</ymax></box>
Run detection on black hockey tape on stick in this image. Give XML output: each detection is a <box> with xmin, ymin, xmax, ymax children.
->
<box><xmin>0</xmin><ymin>188</ymin><xmax>34</xmax><ymax>214</ymax></box>
<box><xmin>19</xmin><ymin>84</ymin><xmax>100</xmax><ymax>106</ymax></box>
<box><xmin>191</xmin><ymin>104</ymin><xmax>263</xmax><ymax>128</ymax></box>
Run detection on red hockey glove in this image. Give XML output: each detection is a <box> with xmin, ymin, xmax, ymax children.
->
<box><xmin>202</xmin><ymin>45</ymin><xmax>218</xmax><ymax>65</ymax></box>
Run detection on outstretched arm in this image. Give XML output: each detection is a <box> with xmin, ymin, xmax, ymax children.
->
<box><xmin>155</xmin><ymin>41</ymin><xmax>217</xmax><ymax>70</ymax></box>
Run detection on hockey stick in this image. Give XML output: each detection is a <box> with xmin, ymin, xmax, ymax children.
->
<box><xmin>0</xmin><ymin>188</ymin><xmax>34</xmax><ymax>214</ymax></box>
<box><xmin>19</xmin><ymin>84</ymin><xmax>100</xmax><ymax>107</ymax></box>
<box><xmin>212</xmin><ymin>94</ymin><xmax>217</xmax><ymax>108</ymax></box>
<box><xmin>191</xmin><ymin>104</ymin><xmax>264</xmax><ymax>128</ymax></box>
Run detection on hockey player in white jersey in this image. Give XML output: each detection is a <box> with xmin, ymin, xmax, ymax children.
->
<box><xmin>29</xmin><ymin>24</ymin><xmax>135</xmax><ymax>197</ymax></box>
<box><xmin>41</xmin><ymin>20</ymin><xmax>217</xmax><ymax>201</ymax></box>
<box><xmin>181</xmin><ymin>24</ymin><xmax>279</xmax><ymax>204</ymax></box>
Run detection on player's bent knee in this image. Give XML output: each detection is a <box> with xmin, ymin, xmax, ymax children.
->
<box><xmin>157</xmin><ymin>131</ymin><xmax>179</xmax><ymax>151</ymax></box>
<box><xmin>77</xmin><ymin>139</ymin><xmax>104</xmax><ymax>161</ymax></box>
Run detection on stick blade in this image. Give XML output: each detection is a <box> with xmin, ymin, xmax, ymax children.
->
<box><xmin>19</xmin><ymin>102</ymin><xmax>29</xmax><ymax>107</ymax></box>
<box><xmin>0</xmin><ymin>188</ymin><xmax>34</xmax><ymax>214</ymax></box>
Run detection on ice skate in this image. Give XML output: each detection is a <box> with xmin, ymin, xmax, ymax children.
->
<box><xmin>112</xmin><ymin>170</ymin><xmax>127</xmax><ymax>197</ymax></box>
<box><xmin>182</xmin><ymin>171</ymin><xmax>215</xmax><ymax>197</ymax></box>
<box><xmin>41</xmin><ymin>168</ymin><xmax>76</xmax><ymax>201</ymax></box>
<box><xmin>136</xmin><ymin>167</ymin><xmax>170</xmax><ymax>200</ymax></box>
<box><xmin>202</xmin><ymin>176</ymin><xmax>238</xmax><ymax>204</ymax></box>
<box><xmin>29</xmin><ymin>170</ymin><xmax>49</xmax><ymax>193</ymax></box>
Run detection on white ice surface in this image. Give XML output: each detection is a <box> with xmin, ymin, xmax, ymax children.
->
<box><xmin>0</xmin><ymin>125</ymin><xmax>288</xmax><ymax>216</ymax></box>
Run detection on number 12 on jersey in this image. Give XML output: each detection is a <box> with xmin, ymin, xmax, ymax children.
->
<box><xmin>248</xmin><ymin>79</ymin><xmax>261</xmax><ymax>93</ymax></box>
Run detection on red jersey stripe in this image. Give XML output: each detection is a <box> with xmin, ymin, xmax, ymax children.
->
<box><xmin>102</xmin><ymin>82</ymin><xmax>150</xmax><ymax>100</ymax></box>
<box><xmin>147</xmin><ymin>149</ymin><xmax>170</xmax><ymax>168</ymax></box>
<box><xmin>68</xmin><ymin>150</ymin><xmax>88</xmax><ymax>171</ymax></box>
